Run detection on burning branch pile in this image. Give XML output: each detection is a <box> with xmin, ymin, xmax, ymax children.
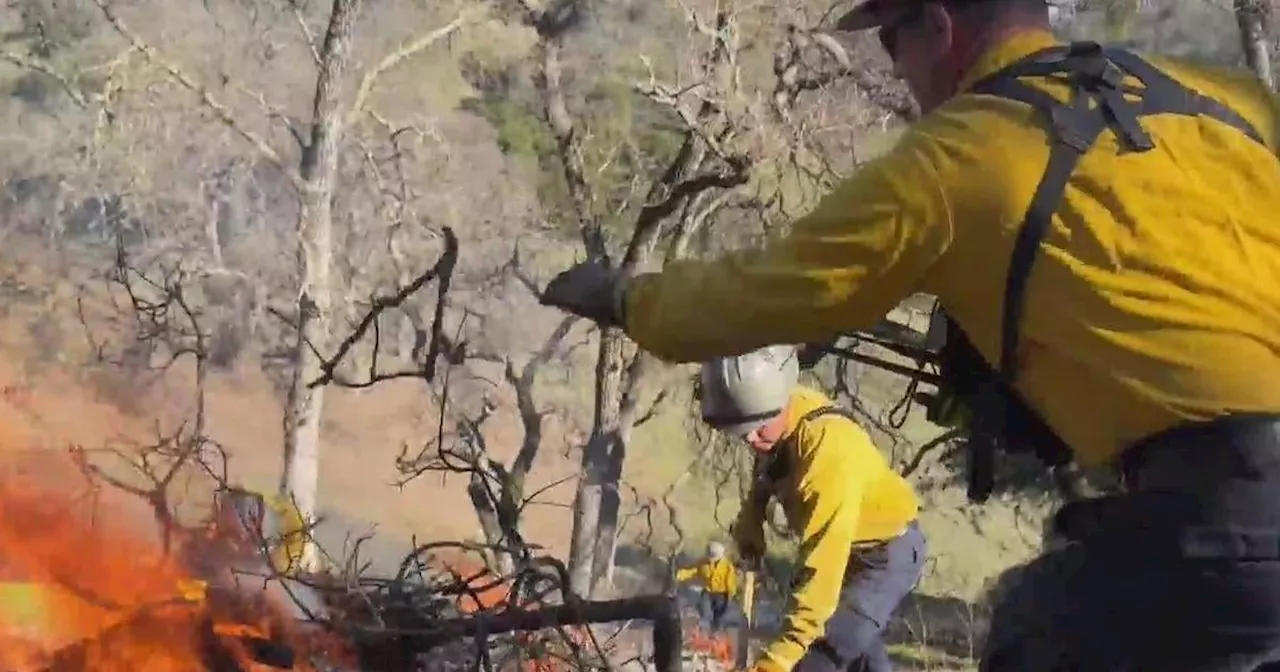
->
<box><xmin>3</xmin><ymin>215</ymin><xmax>682</xmax><ymax>671</ymax></box>
<box><xmin>337</xmin><ymin>541</ymin><xmax>683</xmax><ymax>672</ymax></box>
<box><xmin>0</xmin><ymin>453</ymin><xmax>684</xmax><ymax>672</ymax></box>
<box><xmin>0</xmin><ymin>464</ymin><xmax>354</xmax><ymax>672</ymax></box>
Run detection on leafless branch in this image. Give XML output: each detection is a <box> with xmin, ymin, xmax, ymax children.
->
<box><xmin>774</xmin><ymin>25</ymin><xmax>917</xmax><ymax>121</ymax></box>
<box><xmin>348</xmin><ymin>11</ymin><xmax>477</xmax><ymax>122</ymax></box>
<box><xmin>88</xmin><ymin>0</ymin><xmax>296</xmax><ymax>181</ymax></box>
<box><xmin>286</xmin><ymin>0</ymin><xmax>324</xmax><ymax>65</ymax></box>
<box><xmin>395</xmin><ymin>249</ymin><xmax>579</xmax><ymax>574</ymax></box>
<box><xmin>0</xmin><ymin>51</ymin><xmax>91</xmax><ymax>106</ymax></box>
<box><xmin>899</xmin><ymin>427</ymin><xmax>965</xmax><ymax>479</ymax></box>
<box><xmin>304</xmin><ymin>226</ymin><xmax>460</xmax><ymax>389</ymax></box>
<box><xmin>69</xmin><ymin>239</ymin><xmax>233</xmax><ymax>552</ymax></box>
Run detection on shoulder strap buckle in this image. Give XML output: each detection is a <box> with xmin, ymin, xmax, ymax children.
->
<box><xmin>1064</xmin><ymin>41</ymin><xmax>1124</xmax><ymax>89</ymax></box>
<box><xmin>1059</xmin><ymin>42</ymin><xmax>1157</xmax><ymax>153</ymax></box>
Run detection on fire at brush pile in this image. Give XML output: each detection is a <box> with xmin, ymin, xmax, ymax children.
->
<box><xmin>0</xmin><ymin>452</ymin><xmax>688</xmax><ymax>672</ymax></box>
<box><xmin>0</xmin><ymin>473</ymin><xmax>356</xmax><ymax>671</ymax></box>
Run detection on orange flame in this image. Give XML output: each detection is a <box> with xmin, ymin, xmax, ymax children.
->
<box><xmin>0</xmin><ymin>459</ymin><xmax>349</xmax><ymax>671</ymax></box>
<box><xmin>432</xmin><ymin>553</ymin><xmax>593</xmax><ymax>672</ymax></box>
<box><xmin>687</xmin><ymin>629</ymin><xmax>736</xmax><ymax>667</ymax></box>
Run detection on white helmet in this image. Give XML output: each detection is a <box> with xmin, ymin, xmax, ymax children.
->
<box><xmin>700</xmin><ymin>345</ymin><xmax>799</xmax><ymax>437</ymax></box>
<box><xmin>708</xmin><ymin>541</ymin><xmax>726</xmax><ymax>560</ymax></box>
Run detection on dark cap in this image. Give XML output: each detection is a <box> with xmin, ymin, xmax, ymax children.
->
<box><xmin>834</xmin><ymin>0</ymin><xmax>916</xmax><ymax>31</ymax></box>
<box><xmin>834</xmin><ymin>0</ymin><xmax>995</xmax><ymax>31</ymax></box>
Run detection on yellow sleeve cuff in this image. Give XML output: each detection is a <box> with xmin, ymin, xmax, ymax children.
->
<box><xmin>756</xmin><ymin>642</ymin><xmax>808</xmax><ymax>672</ymax></box>
<box><xmin>752</xmin><ymin>655</ymin><xmax>792</xmax><ymax>672</ymax></box>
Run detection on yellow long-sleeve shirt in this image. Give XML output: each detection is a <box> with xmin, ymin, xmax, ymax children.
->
<box><xmin>221</xmin><ymin>489</ymin><xmax>308</xmax><ymax>575</ymax></box>
<box><xmin>623</xmin><ymin>30</ymin><xmax>1280</xmax><ymax>468</ymax></box>
<box><xmin>675</xmin><ymin>557</ymin><xmax>739</xmax><ymax>596</ymax></box>
<box><xmin>263</xmin><ymin>492</ymin><xmax>308</xmax><ymax>575</ymax></box>
<box><xmin>738</xmin><ymin>386</ymin><xmax>918</xmax><ymax>672</ymax></box>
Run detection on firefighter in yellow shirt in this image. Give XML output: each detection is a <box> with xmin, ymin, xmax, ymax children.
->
<box><xmin>706</xmin><ymin>346</ymin><xmax>924</xmax><ymax>672</ymax></box>
<box><xmin>675</xmin><ymin>541</ymin><xmax>739</xmax><ymax>634</ymax></box>
<box><xmin>210</xmin><ymin>487</ymin><xmax>308</xmax><ymax>575</ymax></box>
<box><xmin>539</xmin><ymin>0</ymin><xmax>1280</xmax><ymax>668</ymax></box>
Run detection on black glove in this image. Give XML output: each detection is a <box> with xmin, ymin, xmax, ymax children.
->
<box><xmin>540</xmin><ymin>259</ymin><xmax>627</xmax><ymax>328</ymax></box>
<box><xmin>796</xmin><ymin>342</ymin><xmax>830</xmax><ymax>370</ymax></box>
<box><xmin>731</xmin><ymin>521</ymin><xmax>766</xmax><ymax>566</ymax></box>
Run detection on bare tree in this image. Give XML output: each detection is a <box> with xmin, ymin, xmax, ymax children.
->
<box><xmin>504</xmin><ymin>0</ymin><xmax>907</xmax><ymax>596</ymax></box>
<box><xmin>396</xmin><ymin>273</ymin><xmax>583</xmax><ymax>574</ymax></box>
<box><xmin>273</xmin><ymin>0</ymin><xmax>361</xmax><ymax>572</ymax></box>
<box><xmin>13</xmin><ymin>0</ymin><xmax>477</xmax><ymax>570</ymax></box>
<box><xmin>507</xmin><ymin>0</ymin><xmax>755</xmax><ymax>596</ymax></box>
<box><xmin>1233</xmin><ymin>0</ymin><xmax>1273</xmax><ymax>87</ymax></box>
<box><xmin>275</xmin><ymin>1</ymin><xmax>472</xmax><ymax>571</ymax></box>
<box><xmin>72</xmin><ymin>242</ymin><xmax>235</xmax><ymax>549</ymax></box>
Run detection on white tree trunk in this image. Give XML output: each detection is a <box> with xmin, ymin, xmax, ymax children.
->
<box><xmin>1234</xmin><ymin>0</ymin><xmax>1273</xmax><ymax>89</ymax></box>
<box><xmin>281</xmin><ymin>195</ymin><xmax>331</xmax><ymax>571</ymax></box>
<box><xmin>279</xmin><ymin>0</ymin><xmax>358</xmax><ymax>572</ymax></box>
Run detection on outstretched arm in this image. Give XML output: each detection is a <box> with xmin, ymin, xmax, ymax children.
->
<box><xmin>622</xmin><ymin>138</ymin><xmax>954</xmax><ymax>363</ymax></box>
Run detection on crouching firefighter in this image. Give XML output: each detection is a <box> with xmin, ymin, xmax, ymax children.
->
<box><xmin>703</xmin><ymin>345</ymin><xmax>925</xmax><ymax>672</ymax></box>
<box><xmin>537</xmin><ymin>0</ymin><xmax>1280</xmax><ymax>667</ymax></box>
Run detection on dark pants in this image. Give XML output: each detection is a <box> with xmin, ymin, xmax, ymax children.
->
<box><xmin>698</xmin><ymin>591</ymin><xmax>731</xmax><ymax>633</ymax></box>
<box><xmin>794</xmin><ymin>520</ymin><xmax>926</xmax><ymax>672</ymax></box>
<box><xmin>982</xmin><ymin>416</ymin><xmax>1280</xmax><ymax>672</ymax></box>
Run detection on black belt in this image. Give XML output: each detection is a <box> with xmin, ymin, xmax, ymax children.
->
<box><xmin>1053</xmin><ymin>414</ymin><xmax>1280</xmax><ymax>548</ymax></box>
<box><xmin>1120</xmin><ymin>413</ymin><xmax>1280</xmax><ymax>492</ymax></box>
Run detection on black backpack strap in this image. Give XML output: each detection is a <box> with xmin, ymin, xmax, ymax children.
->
<box><xmin>1103</xmin><ymin>49</ymin><xmax>1264</xmax><ymax>143</ymax></box>
<box><xmin>799</xmin><ymin>405</ymin><xmax>859</xmax><ymax>425</ymax></box>
<box><xmin>957</xmin><ymin>42</ymin><xmax>1268</xmax><ymax>502</ymax></box>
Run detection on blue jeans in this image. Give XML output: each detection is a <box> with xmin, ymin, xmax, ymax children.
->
<box><xmin>793</xmin><ymin>521</ymin><xmax>926</xmax><ymax>672</ymax></box>
<box><xmin>698</xmin><ymin>591</ymin><xmax>732</xmax><ymax>633</ymax></box>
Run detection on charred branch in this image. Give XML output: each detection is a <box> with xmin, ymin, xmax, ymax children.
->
<box><xmin>898</xmin><ymin>427</ymin><xmax>964</xmax><ymax>478</ymax></box>
<box><xmin>351</xmin><ymin>593</ymin><xmax>682</xmax><ymax>672</ymax></box>
<box><xmin>303</xmin><ymin>226</ymin><xmax>460</xmax><ymax>388</ymax></box>
<box><xmin>70</xmin><ymin>239</ymin><xmax>236</xmax><ymax>551</ymax></box>
<box><xmin>773</xmin><ymin>25</ymin><xmax>917</xmax><ymax>121</ymax></box>
<box><xmin>395</xmin><ymin>254</ymin><xmax>578</xmax><ymax>573</ymax></box>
